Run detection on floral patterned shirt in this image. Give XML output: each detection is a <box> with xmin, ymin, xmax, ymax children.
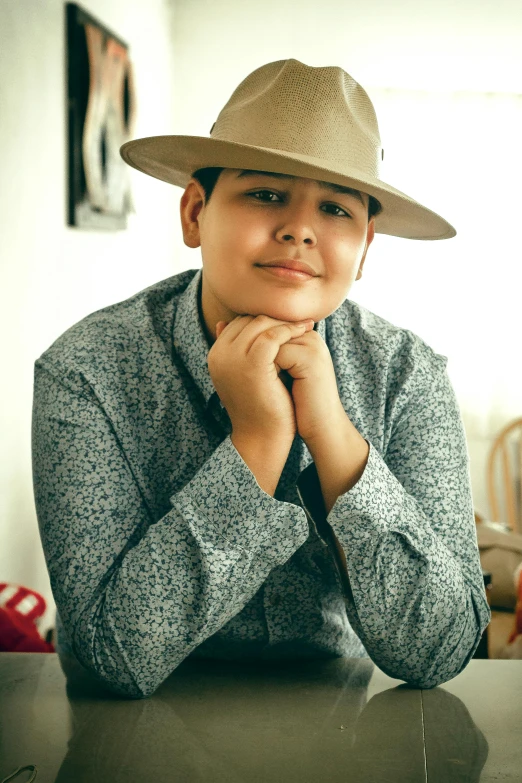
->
<box><xmin>32</xmin><ymin>268</ymin><xmax>490</xmax><ymax>698</ymax></box>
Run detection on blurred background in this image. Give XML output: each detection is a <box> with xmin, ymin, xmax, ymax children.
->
<box><xmin>1</xmin><ymin>0</ymin><xmax>521</xmax><ymax>636</ymax></box>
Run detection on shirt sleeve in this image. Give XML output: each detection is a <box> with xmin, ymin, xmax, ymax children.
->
<box><xmin>32</xmin><ymin>361</ymin><xmax>309</xmax><ymax>699</ymax></box>
<box><xmin>297</xmin><ymin>353</ymin><xmax>491</xmax><ymax>689</ymax></box>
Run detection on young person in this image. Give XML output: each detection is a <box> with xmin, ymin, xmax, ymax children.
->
<box><xmin>32</xmin><ymin>59</ymin><xmax>490</xmax><ymax>699</ymax></box>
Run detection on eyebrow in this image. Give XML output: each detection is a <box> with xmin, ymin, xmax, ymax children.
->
<box><xmin>236</xmin><ymin>169</ymin><xmax>366</xmax><ymax>206</ymax></box>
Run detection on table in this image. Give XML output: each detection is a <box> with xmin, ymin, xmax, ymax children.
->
<box><xmin>0</xmin><ymin>653</ymin><xmax>521</xmax><ymax>782</ymax></box>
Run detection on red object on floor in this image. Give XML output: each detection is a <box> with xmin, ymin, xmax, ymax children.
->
<box><xmin>0</xmin><ymin>583</ymin><xmax>54</xmax><ymax>652</ymax></box>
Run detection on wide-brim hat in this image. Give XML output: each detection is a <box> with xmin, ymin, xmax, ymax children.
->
<box><xmin>120</xmin><ymin>59</ymin><xmax>456</xmax><ymax>240</ymax></box>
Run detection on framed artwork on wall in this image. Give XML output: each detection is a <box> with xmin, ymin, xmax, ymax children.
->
<box><xmin>66</xmin><ymin>2</ymin><xmax>137</xmax><ymax>230</ymax></box>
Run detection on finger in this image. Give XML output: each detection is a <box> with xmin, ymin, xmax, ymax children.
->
<box><xmin>215</xmin><ymin>321</ymin><xmax>228</xmax><ymax>338</ymax></box>
<box><xmin>247</xmin><ymin>321</ymin><xmax>314</xmax><ymax>365</ymax></box>
<box><xmin>237</xmin><ymin>315</ymin><xmax>313</xmax><ymax>352</ymax></box>
<box><xmin>215</xmin><ymin>315</ymin><xmax>255</xmax><ymax>343</ymax></box>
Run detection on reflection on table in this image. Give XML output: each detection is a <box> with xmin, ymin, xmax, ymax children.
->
<box><xmin>1</xmin><ymin>653</ymin><xmax>520</xmax><ymax>782</ymax></box>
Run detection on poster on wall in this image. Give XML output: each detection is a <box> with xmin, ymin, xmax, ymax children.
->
<box><xmin>66</xmin><ymin>2</ymin><xmax>137</xmax><ymax>230</ymax></box>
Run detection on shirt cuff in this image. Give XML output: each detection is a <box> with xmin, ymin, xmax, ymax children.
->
<box><xmin>328</xmin><ymin>439</ymin><xmax>404</xmax><ymax>535</ymax></box>
<box><xmin>327</xmin><ymin>440</ymin><xmax>452</xmax><ymax>565</ymax></box>
<box><xmin>173</xmin><ymin>435</ymin><xmax>309</xmax><ymax>560</ymax></box>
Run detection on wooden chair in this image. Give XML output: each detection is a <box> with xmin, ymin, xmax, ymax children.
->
<box><xmin>476</xmin><ymin>418</ymin><xmax>522</xmax><ymax>658</ymax></box>
<box><xmin>487</xmin><ymin>417</ymin><xmax>522</xmax><ymax>533</ymax></box>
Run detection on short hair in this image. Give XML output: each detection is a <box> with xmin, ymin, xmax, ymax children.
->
<box><xmin>191</xmin><ymin>167</ymin><xmax>382</xmax><ymax>220</ymax></box>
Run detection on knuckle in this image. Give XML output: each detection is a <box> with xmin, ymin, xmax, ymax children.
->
<box><xmin>261</xmin><ymin>327</ymin><xmax>279</xmax><ymax>341</ymax></box>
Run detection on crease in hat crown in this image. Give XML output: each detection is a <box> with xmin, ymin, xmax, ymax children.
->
<box><xmin>210</xmin><ymin>59</ymin><xmax>383</xmax><ymax>179</ymax></box>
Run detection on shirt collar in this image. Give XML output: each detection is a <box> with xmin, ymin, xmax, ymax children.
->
<box><xmin>172</xmin><ymin>267</ymin><xmax>327</xmax><ymax>410</ymax></box>
<box><xmin>172</xmin><ymin>269</ymin><xmax>216</xmax><ymax>408</ymax></box>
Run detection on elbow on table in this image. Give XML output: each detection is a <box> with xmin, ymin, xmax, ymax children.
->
<box><xmin>65</xmin><ymin>632</ymin><xmax>174</xmax><ymax>700</ymax></box>
<box><xmin>113</xmin><ymin>681</ymin><xmax>158</xmax><ymax>700</ymax></box>
<box><xmin>398</xmin><ymin>670</ymin><xmax>459</xmax><ymax>690</ymax></box>
<box><xmin>403</xmin><ymin>633</ymin><xmax>487</xmax><ymax>690</ymax></box>
<box><xmin>59</xmin><ymin>647</ymin><xmax>152</xmax><ymax>699</ymax></box>
<box><xmin>68</xmin><ymin>611</ymin><xmax>190</xmax><ymax>699</ymax></box>
<box><xmin>97</xmin><ymin>679</ymin><xmax>153</xmax><ymax>700</ymax></box>
<box><xmin>375</xmin><ymin>627</ymin><xmax>486</xmax><ymax>691</ymax></box>
<box><xmin>380</xmin><ymin>661</ymin><xmax>465</xmax><ymax>691</ymax></box>
<box><xmin>385</xmin><ymin>588</ymin><xmax>491</xmax><ymax>689</ymax></box>
<box><xmin>73</xmin><ymin>656</ymin><xmax>168</xmax><ymax>700</ymax></box>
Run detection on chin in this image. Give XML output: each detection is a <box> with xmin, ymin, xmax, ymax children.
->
<box><xmin>235</xmin><ymin>297</ymin><xmax>312</xmax><ymax>322</ymax></box>
<box><xmin>253</xmin><ymin>306</ymin><xmax>315</xmax><ymax>323</ymax></box>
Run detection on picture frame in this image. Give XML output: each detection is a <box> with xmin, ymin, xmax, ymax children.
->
<box><xmin>66</xmin><ymin>2</ymin><xmax>137</xmax><ymax>230</ymax></box>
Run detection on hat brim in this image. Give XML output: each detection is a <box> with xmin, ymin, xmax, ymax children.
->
<box><xmin>120</xmin><ymin>136</ymin><xmax>456</xmax><ymax>240</ymax></box>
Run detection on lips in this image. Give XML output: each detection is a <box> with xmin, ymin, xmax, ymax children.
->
<box><xmin>258</xmin><ymin>259</ymin><xmax>317</xmax><ymax>276</ymax></box>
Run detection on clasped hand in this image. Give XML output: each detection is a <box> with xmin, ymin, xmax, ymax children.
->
<box><xmin>207</xmin><ymin>314</ymin><xmax>347</xmax><ymax>447</ymax></box>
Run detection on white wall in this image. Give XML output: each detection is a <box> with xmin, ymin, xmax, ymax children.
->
<box><xmin>1</xmin><ymin>0</ymin><xmax>521</xmax><ymax>636</ymax></box>
<box><xmin>0</xmin><ymin>0</ymin><xmax>180</xmax><ymax>634</ymax></box>
<box><xmin>170</xmin><ymin>0</ymin><xmax>522</xmax><ymax>95</ymax></box>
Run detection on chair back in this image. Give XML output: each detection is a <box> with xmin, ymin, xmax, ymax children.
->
<box><xmin>488</xmin><ymin>418</ymin><xmax>522</xmax><ymax>533</ymax></box>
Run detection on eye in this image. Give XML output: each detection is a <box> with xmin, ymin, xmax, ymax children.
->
<box><xmin>248</xmin><ymin>190</ymin><xmax>282</xmax><ymax>202</ymax></box>
<box><xmin>321</xmin><ymin>203</ymin><xmax>351</xmax><ymax>218</ymax></box>
<box><xmin>246</xmin><ymin>190</ymin><xmax>352</xmax><ymax>218</ymax></box>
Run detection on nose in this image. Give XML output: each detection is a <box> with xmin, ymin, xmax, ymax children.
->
<box><xmin>274</xmin><ymin>201</ymin><xmax>317</xmax><ymax>246</ymax></box>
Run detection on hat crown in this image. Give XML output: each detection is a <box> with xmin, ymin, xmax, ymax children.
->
<box><xmin>211</xmin><ymin>59</ymin><xmax>382</xmax><ymax>179</ymax></box>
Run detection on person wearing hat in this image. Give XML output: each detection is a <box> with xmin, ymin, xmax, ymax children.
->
<box><xmin>32</xmin><ymin>59</ymin><xmax>490</xmax><ymax>699</ymax></box>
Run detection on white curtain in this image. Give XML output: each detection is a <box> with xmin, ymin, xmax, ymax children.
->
<box><xmin>349</xmin><ymin>88</ymin><xmax>522</xmax><ymax>518</ymax></box>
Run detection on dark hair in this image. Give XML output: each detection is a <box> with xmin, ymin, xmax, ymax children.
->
<box><xmin>191</xmin><ymin>167</ymin><xmax>382</xmax><ymax>220</ymax></box>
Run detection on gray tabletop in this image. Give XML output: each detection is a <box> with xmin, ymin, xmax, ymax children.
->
<box><xmin>0</xmin><ymin>653</ymin><xmax>520</xmax><ymax>782</ymax></box>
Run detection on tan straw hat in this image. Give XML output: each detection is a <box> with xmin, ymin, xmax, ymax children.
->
<box><xmin>120</xmin><ymin>58</ymin><xmax>455</xmax><ymax>240</ymax></box>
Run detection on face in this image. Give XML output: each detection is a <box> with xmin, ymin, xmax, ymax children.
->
<box><xmin>180</xmin><ymin>168</ymin><xmax>375</xmax><ymax>345</ymax></box>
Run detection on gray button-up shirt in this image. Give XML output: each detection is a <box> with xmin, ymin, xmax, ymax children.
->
<box><xmin>32</xmin><ymin>268</ymin><xmax>490</xmax><ymax>698</ymax></box>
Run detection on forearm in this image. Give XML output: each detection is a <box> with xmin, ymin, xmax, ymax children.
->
<box><xmin>306</xmin><ymin>414</ymin><xmax>370</xmax><ymax>515</ymax></box>
<box><xmin>300</xmin><ymin>403</ymin><xmax>489</xmax><ymax>686</ymax></box>
<box><xmin>63</xmin><ymin>447</ymin><xmax>308</xmax><ymax>698</ymax></box>
<box><xmin>340</xmin><ymin>496</ymin><xmax>489</xmax><ymax>687</ymax></box>
<box><xmin>316</xmin><ymin>442</ymin><xmax>491</xmax><ymax>687</ymax></box>
<box><xmin>75</xmin><ymin>516</ymin><xmax>260</xmax><ymax>698</ymax></box>
<box><xmin>231</xmin><ymin>430</ymin><xmax>294</xmax><ymax>496</ymax></box>
<box><xmin>34</xmin><ymin>363</ymin><xmax>309</xmax><ymax>699</ymax></box>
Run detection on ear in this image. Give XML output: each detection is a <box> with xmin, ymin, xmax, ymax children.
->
<box><xmin>180</xmin><ymin>179</ymin><xmax>206</xmax><ymax>249</ymax></box>
<box><xmin>356</xmin><ymin>218</ymin><xmax>375</xmax><ymax>281</ymax></box>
